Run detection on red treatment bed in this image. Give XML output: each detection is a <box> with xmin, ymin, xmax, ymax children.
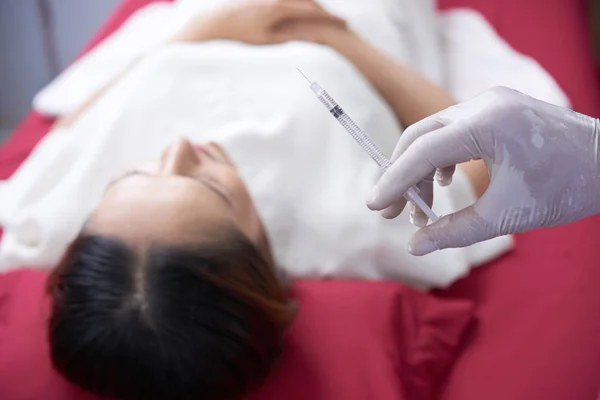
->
<box><xmin>1</xmin><ymin>0</ymin><xmax>600</xmax><ymax>399</ymax></box>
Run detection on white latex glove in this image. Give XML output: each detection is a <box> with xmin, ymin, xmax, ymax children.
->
<box><xmin>367</xmin><ymin>87</ymin><xmax>600</xmax><ymax>255</ymax></box>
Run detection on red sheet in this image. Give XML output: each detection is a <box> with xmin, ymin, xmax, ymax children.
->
<box><xmin>436</xmin><ymin>1</ymin><xmax>600</xmax><ymax>398</ymax></box>
<box><xmin>1</xmin><ymin>0</ymin><xmax>599</xmax><ymax>398</ymax></box>
<box><xmin>0</xmin><ymin>270</ymin><xmax>475</xmax><ymax>400</ymax></box>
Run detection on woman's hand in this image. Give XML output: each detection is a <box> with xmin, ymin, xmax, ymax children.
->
<box><xmin>277</xmin><ymin>18</ymin><xmax>354</xmax><ymax>47</ymax></box>
<box><xmin>173</xmin><ymin>0</ymin><xmax>346</xmax><ymax>45</ymax></box>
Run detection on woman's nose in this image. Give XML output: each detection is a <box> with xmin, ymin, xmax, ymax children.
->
<box><xmin>161</xmin><ymin>138</ymin><xmax>200</xmax><ymax>176</ymax></box>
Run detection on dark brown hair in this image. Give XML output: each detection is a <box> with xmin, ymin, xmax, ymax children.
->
<box><xmin>47</xmin><ymin>228</ymin><xmax>295</xmax><ymax>400</ymax></box>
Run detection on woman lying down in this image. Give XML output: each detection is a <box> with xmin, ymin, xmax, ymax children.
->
<box><xmin>0</xmin><ymin>1</ymin><xmax>513</xmax><ymax>399</ymax></box>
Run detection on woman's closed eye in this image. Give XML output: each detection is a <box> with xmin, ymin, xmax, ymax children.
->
<box><xmin>107</xmin><ymin>170</ymin><xmax>149</xmax><ymax>188</ymax></box>
<box><xmin>195</xmin><ymin>176</ymin><xmax>234</xmax><ymax>207</ymax></box>
<box><xmin>107</xmin><ymin>170</ymin><xmax>233</xmax><ymax>207</ymax></box>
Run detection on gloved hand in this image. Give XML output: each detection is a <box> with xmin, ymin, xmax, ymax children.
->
<box><xmin>367</xmin><ymin>86</ymin><xmax>600</xmax><ymax>255</ymax></box>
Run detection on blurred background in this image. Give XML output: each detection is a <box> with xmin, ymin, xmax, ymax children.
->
<box><xmin>0</xmin><ymin>0</ymin><xmax>120</xmax><ymax>145</ymax></box>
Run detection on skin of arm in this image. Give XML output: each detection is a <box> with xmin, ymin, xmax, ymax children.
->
<box><xmin>320</xmin><ymin>28</ymin><xmax>489</xmax><ymax>197</ymax></box>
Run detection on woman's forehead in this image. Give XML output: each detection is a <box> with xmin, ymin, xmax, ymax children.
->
<box><xmin>87</xmin><ymin>175</ymin><xmax>234</xmax><ymax>246</ymax></box>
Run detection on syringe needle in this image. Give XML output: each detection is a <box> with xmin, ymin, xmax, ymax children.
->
<box><xmin>296</xmin><ymin>68</ymin><xmax>312</xmax><ymax>84</ymax></box>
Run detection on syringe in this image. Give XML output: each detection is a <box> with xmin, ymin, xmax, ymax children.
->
<box><xmin>298</xmin><ymin>69</ymin><xmax>439</xmax><ymax>224</ymax></box>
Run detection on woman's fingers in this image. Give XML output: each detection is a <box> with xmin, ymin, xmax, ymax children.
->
<box><xmin>272</xmin><ymin>21</ymin><xmax>318</xmax><ymax>43</ymax></box>
<box><xmin>267</xmin><ymin>0</ymin><xmax>346</xmax><ymax>44</ymax></box>
<box><xmin>271</xmin><ymin>0</ymin><xmax>346</xmax><ymax>26</ymax></box>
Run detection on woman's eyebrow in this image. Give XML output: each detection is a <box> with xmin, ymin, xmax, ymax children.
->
<box><xmin>194</xmin><ymin>176</ymin><xmax>234</xmax><ymax>206</ymax></box>
<box><xmin>106</xmin><ymin>171</ymin><xmax>231</xmax><ymax>205</ymax></box>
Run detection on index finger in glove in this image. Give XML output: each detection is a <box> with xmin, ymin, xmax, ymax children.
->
<box><xmin>391</xmin><ymin>113</ymin><xmax>457</xmax><ymax>191</ymax></box>
<box><xmin>390</xmin><ymin>115</ymin><xmax>447</xmax><ymax>162</ymax></box>
<box><xmin>367</xmin><ymin>121</ymin><xmax>479</xmax><ymax>211</ymax></box>
<box><xmin>375</xmin><ymin>115</ymin><xmax>447</xmax><ymax>219</ymax></box>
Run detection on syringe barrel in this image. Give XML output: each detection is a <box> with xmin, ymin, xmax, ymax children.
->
<box><xmin>308</xmin><ymin>80</ymin><xmax>439</xmax><ymax>223</ymax></box>
<box><xmin>311</xmin><ymin>83</ymin><xmax>338</xmax><ymax>110</ymax></box>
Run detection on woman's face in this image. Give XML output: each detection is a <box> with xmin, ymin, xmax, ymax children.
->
<box><xmin>86</xmin><ymin>138</ymin><xmax>266</xmax><ymax>250</ymax></box>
